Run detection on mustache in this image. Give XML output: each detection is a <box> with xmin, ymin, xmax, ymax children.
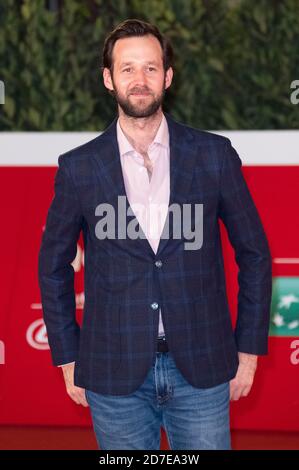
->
<box><xmin>129</xmin><ymin>88</ymin><xmax>152</xmax><ymax>94</ymax></box>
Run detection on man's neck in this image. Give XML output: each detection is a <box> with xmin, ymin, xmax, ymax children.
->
<box><xmin>118</xmin><ymin>108</ymin><xmax>163</xmax><ymax>155</ymax></box>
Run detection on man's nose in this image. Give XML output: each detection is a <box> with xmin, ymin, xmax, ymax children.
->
<box><xmin>132</xmin><ymin>69</ymin><xmax>147</xmax><ymax>85</ymax></box>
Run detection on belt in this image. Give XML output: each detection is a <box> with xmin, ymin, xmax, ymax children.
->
<box><xmin>157</xmin><ymin>336</ymin><xmax>169</xmax><ymax>352</ymax></box>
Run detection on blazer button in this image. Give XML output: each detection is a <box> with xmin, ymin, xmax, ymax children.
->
<box><xmin>150</xmin><ymin>302</ymin><xmax>159</xmax><ymax>310</ymax></box>
<box><xmin>155</xmin><ymin>260</ymin><xmax>163</xmax><ymax>268</ymax></box>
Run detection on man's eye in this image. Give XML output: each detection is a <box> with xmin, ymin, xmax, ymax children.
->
<box><xmin>123</xmin><ymin>68</ymin><xmax>131</xmax><ymax>72</ymax></box>
<box><xmin>148</xmin><ymin>67</ymin><xmax>156</xmax><ymax>71</ymax></box>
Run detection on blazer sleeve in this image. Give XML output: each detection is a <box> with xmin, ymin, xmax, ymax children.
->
<box><xmin>38</xmin><ymin>155</ymin><xmax>83</xmax><ymax>366</ymax></box>
<box><xmin>218</xmin><ymin>139</ymin><xmax>272</xmax><ymax>355</ymax></box>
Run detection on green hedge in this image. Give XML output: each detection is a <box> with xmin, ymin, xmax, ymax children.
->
<box><xmin>0</xmin><ymin>0</ymin><xmax>298</xmax><ymax>130</ymax></box>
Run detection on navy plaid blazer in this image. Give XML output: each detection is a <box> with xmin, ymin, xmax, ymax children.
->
<box><xmin>38</xmin><ymin>112</ymin><xmax>272</xmax><ymax>395</ymax></box>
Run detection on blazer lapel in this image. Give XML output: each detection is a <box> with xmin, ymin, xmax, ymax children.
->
<box><xmin>156</xmin><ymin>112</ymin><xmax>197</xmax><ymax>256</ymax></box>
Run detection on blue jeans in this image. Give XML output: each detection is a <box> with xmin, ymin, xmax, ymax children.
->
<box><xmin>85</xmin><ymin>351</ymin><xmax>231</xmax><ymax>450</ymax></box>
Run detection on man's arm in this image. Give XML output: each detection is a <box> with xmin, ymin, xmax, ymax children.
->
<box><xmin>38</xmin><ymin>154</ymin><xmax>83</xmax><ymax>366</ymax></box>
<box><xmin>38</xmin><ymin>155</ymin><xmax>88</xmax><ymax>407</ymax></box>
<box><xmin>218</xmin><ymin>140</ymin><xmax>272</xmax><ymax>399</ymax></box>
<box><xmin>218</xmin><ymin>139</ymin><xmax>272</xmax><ymax>354</ymax></box>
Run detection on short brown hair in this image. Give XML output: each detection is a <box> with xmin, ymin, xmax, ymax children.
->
<box><xmin>102</xmin><ymin>19</ymin><xmax>174</xmax><ymax>73</ymax></box>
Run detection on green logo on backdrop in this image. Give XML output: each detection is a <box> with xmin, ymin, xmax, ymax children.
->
<box><xmin>270</xmin><ymin>277</ymin><xmax>299</xmax><ymax>336</ymax></box>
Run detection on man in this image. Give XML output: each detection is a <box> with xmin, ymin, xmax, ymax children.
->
<box><xmin>38</xmin><ymin>19</ymin><xmax>272</xmax><ymax>450</ymax></box>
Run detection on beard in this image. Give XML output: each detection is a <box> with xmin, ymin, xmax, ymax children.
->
<box><xmin>111</xmin><ymin>78</ymin><xmax>166</xmax><ymax>118</ymax></box>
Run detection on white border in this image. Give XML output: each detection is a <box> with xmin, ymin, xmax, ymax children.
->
<box><xmin>0</xmin><ymin>130</ymin><xmax>298</xmax><ymax>166</ymax></box>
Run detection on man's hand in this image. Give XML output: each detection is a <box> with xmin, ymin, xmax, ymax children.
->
<box><xmin>61</xmin><ymin>362</ymin><xmax>89</xmax><ymax>407</ymax></box>
<box><xmin>229</xmin><ymin>352</ymin><xmax>258</xmax><ymax>401</ymax></box>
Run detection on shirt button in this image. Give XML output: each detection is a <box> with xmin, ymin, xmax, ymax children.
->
<box><xmin>150</xmin><ymin>302</ymin><xmax>159</xmax><ymax>310</ymax></box>
<box><xmin>155</xmin><ymin>260</ymin><xmax>163</xmax><ymax>268</ymax></box>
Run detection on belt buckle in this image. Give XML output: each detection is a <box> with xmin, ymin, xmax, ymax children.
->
<box><xmin>157</xmin><ymin>335</ymin><xmax>168</xmax><ymax>352</ymax></box>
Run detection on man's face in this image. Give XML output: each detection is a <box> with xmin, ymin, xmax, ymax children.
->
<box><xmin>103</xmin><ymin>35</ymin><xmax>173</xmax><ymax>118</ymax></box>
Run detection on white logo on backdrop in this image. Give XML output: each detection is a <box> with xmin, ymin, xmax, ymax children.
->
<box><xmin>0</xmin><ymin>340</ymin><xmax>5</xmax><ymax>364</ymax></box>
<box><xmin>26</xmin><ymin>318</ymin><xmax>49</xmax><ymax>350</ymax></box>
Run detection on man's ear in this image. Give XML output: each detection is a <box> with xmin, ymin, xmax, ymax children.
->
<box><xmin>103</xmin><ymin>67</ymin><xmax>114</xmax><ymax>92</ymax></box>
<box><xmin>165</xmin><ymin>67</ymin><xmax>173</xmax><ymax>90</ymax></box>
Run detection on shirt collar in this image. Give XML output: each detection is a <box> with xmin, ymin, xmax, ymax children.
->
<box><xmin>116</xmin><ymin>113</ymin><xmax>169</xmax><ymax>157</ymax></box>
